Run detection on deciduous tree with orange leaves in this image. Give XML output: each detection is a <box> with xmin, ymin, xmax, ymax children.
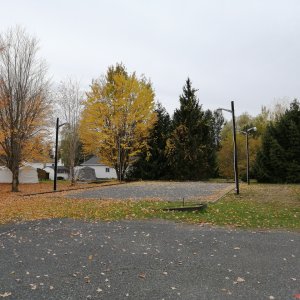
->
<box><xmin>80</xmin><ymin>64</ymin><xmax>156</xmax><ymax>180</ymax></box>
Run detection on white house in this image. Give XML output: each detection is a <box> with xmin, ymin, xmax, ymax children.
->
<box><xmin>79</xmin><ymin>156</ymin><xmax>117</xmax><ymax>179</ymax></box>
<box><xmin>44</xmin><ymin>159</ymin><xmax>64</xmax><ymax>168</ymax></box>
<box><xmin>0</xmin><ymin>166</ymin><xmax>38</xmax><ymax>184</ymax></box>
<box><xmin>43</xmin><ymin>166</ymin><xmax>69</xmax><ymax>180</ymax></box>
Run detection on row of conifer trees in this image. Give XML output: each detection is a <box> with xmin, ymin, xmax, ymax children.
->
<box><xmin>129</xmin><ymin>79</ymin><xmax>300</xmax><ymax>183</ymax></box>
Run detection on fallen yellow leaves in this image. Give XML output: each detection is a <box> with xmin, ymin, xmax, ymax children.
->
<box><xmin>0</xmin><ymin>292</ymin><xmax>12</xmax><ymax>298</ymax></box>
<box><xmin>0</xmin><ymin>183</ymin><xmax>162</xmax><ymax>225</ymax></box>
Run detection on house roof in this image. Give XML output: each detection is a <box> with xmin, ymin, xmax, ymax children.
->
<box><xmin>81</xmin><ymin>156</ymin><xmax>106</xmax><ymax>166</ymax></box>
<box><xmin>45</xmin><ymin>166</ymin><xmax>68</xmax><ymax>172</ymax></box>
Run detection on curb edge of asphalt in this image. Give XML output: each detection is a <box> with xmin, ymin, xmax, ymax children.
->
<box><xmin>20</xmin><ymin>181</ymin><xmax>125</xmax><ymax>197</ymax></box>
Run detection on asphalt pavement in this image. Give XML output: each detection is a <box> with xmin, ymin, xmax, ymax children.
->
<box><xmin>0</xmin><ymin>219</ymin><xmax>299</xmax><ymax>299</ymax></box>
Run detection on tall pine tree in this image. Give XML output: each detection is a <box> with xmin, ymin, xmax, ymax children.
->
<box><xmin>166</xmin><ymin>78</ymin><xmax>217</xmax><ymax>180</ymax></box>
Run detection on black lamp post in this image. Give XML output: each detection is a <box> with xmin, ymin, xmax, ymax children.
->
<box><xmin>54</xmin><ymin>118</ymin><xmax>68</xmax><ymax>191</ymax></box>
<box><xmin>217</xmin><ymin>101</ymin><xmax>239</xmax><ymax>195</ymax></box>
<box><xmin>240</xmin><ymin>127</ymin><xmax>257</xmax><ymax>185</ymax></box>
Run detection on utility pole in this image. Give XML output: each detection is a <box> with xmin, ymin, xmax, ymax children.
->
<box><xmin>54</xmin><ymin>118</ymin><xmax>59</xmax><ymax>191</ymax></box>
<box><xmin>54</xmin><ymin>118</ymin><xmax>68</xmax><ymax>191</ymax></box>
<box><xmin>231</xmin><ymin>101</ymin><xmax>239</xmax><ymax>195</ymax></box>
<box><xmin>246</xmin><ymin>131</ymin><xmax>249</xmax><ymax>185</ymax></box>
<box><xmin>217</xmin><ymin>101</ymin><xmax>239</xmax><ymax>195</ymax></box>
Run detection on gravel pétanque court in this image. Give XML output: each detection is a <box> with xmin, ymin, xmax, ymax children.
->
<box><xmin>67</xmin><ymin>181</ymin><xmax>233</xmax><ymax>201</ymax></box>
<box><xmin>0</xmin><ymin>219</ymin><xmax>299</xmax><ymax>299</ymax></box>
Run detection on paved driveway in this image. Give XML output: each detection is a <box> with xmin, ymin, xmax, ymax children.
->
<box><xmin>68</xmin><ymin>181</ymin><xmax>232</xmax><ymax>201</ymax></box>
<box><xmin>0</xmin><ymin>219</ymin><xmax>299</xmax><ymax>299</ymax></box>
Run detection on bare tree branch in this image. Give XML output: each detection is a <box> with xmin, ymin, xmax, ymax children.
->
<box><xmin>0</xmin><ymin>26</ymin><xmax>51</xmax><ymax>191</ymax></box>
<box><xmin>56</xmin><ymin>78</ymin><xmax>83</xmax><ymax>184</ymax></box>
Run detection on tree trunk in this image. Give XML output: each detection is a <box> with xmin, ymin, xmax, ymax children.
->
<box><xmin>70</xmin><ymin>163</ymin><xmax>75</xmax><ymax>185</ymax></box>
<box><xmin>115</xmin><ymin>163</ymin><xmax>121</xmax><ymax>182</ymax></box>
<box><xmin>11</xmin><ymin>166</ymin><xmax>19</xmax><ymax>192</ymax></box>
<box><xmin>68</xmin><ymin>135</ymin><xmax>76</xmax><ymax>185</ymax></box>
<box><xmin>10</xmin><ymin>138</ymin><xmax>20</xmax><ymax>192</ymax></box>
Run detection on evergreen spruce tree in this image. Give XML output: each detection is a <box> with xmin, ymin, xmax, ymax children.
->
<box><xmin>254</xmin><ymin>99</ymin><xmax>300</xmax><ymax>183</ymax></box>
<box><xmin>166</xmin><ymin>78</ymin><xmax>217</xmax><ymax>180</ymax></box>
<box><xmin>128</xmin><ymin>102</ymin><xmax>171</xmax><ymax>179</ymax></box>
<box><xmin>204</xmin><ymin>109</ymin><xmax>224</xmax><ymax>177</ymax></box>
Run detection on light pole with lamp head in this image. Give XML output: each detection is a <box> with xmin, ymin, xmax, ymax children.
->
<box><xmin>54</xmin><ymin>118</ymin><xmax>68</xmax><ymax>191</ymax></box>
<box><xmin>217</xmin><ymin>101</ymin><xmax>239</xmax><ymax>195</ymax></box>
<box><xmin>240</xmin><ymin>127</ymin><xmax>257</xmax><ymax>185</ymax></box>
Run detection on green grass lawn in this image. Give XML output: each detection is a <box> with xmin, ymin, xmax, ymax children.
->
<box><xmin>155</xmin><ymin>183</ymin><xmax>300</xmax><ymax>230</ymax></box>
<box><xmin>1</xmin><ymin>183</ymin><xmax>299</xmax><ymax>230</ymax></box>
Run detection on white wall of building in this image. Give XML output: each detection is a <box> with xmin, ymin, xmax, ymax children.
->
<box><xmin>76</xmin><ymin>165</ymin><xmax>117</xmax><ymax>179</ymax></box>
<box><xmin>93</xmin><ymin>166</ymin><xmax>117</xmax><ymax>179</ymax></box>
<box><xmin>0</xmin><ymin>167</ymin><xmax>12</xmax><ymax>183</ymax></box>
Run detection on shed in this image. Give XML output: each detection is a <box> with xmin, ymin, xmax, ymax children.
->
<box><xmin>0</xmin><ymin>166</ymin><xmax>12</xmax><ymax>183</ymax></box>
<box><xmin>19</xmin><ymin>166</ymin><xmax>39</xmax><ymax>183</ymax></box>
<box><xmin>0</xmin><ymin>166</ymin><xmax>38</xmax><ymax>183</ymax></box>
<box><xmin>75</xmin><ymin>166</ymin><xmax>97</xmax><ymax>181</ymax></box>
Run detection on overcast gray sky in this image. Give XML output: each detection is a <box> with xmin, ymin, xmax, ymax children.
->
<box><xmin>1</xmin><ymin>0</ymin><xmax>300</xmax><ymax>116</ymax></box>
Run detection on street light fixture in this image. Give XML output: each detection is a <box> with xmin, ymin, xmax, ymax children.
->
<box><xmin>217</xmin><ymin>101</ymin><xmax>239</xmax><ymax>195</ymax></box>
<box><xmin>240</xmin><ymin>127</ymin><xmax>257</xmax><ymax>185</ymax></box>
<box><xmin>54</xmin><ymin>118</ymin><xmax>68</xmax><ymax>191</ymax></box>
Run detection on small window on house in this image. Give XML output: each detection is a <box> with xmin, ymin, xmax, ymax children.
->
<box><xmin>105</xmin><ymin>168</ymin><xmax>110</xmax><ymax>173</ymax></box>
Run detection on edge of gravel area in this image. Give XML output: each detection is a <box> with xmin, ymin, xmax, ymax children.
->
<box><xmin>20</xmin><ymin>181</ymin><xmax>235</xmax><ymax>204</ymax></box>
<box><xmin>64</xmin><ymin>181</ymin><xmax>235</xmax><ymax>203</ymax></box>
<box><xmin>21</xmin><ymin>181</ymin><xmax>124</xmax><ymax>197</ymax></box>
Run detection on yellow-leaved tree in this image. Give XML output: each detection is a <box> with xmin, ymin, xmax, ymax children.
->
<box><xmin>80</xmin><ymin>64</ymin><xmax>156</xmax><ymax>180</ymax></box>
<box><xmin>217</xmin><ymin>113</ymin><xmax>261</xmax><ymax>180</ymax></box>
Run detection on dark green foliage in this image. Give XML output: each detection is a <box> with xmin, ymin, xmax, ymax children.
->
<box><xmin>254</xmin><ymin>100</ymin><xmax>300</xmax><ymax>183</ymax></box>
<box><xmin>211</xmin><ymin>110</ymin><xmax>225</xmax><ymax>150</ymax></box>
<box><xmin>166</xmin><ymin>78</ymin><xmax>220</xmax><ymax>180</ymax></box>
<box><xmin>128</xmin><ymin>79</ymin><xmax>223</xmax><ymax>181</ymax></box>
<box><xmin>127</xmin><ymin>102</ymin><xmax>171</xmax><ymax>179</ymax></box>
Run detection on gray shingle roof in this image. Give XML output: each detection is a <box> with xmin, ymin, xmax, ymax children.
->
<box><xmin>81</xmin><ymin>156</ymin><xmax>106</xmax><ymax>166</ymax></box>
